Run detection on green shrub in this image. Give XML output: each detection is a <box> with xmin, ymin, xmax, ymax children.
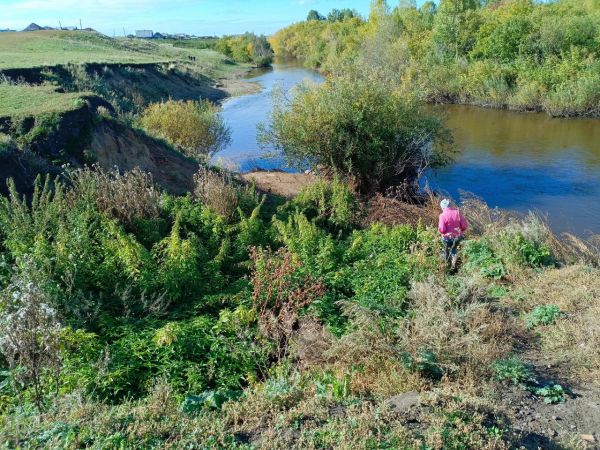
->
<box><xmin>0</xmin><ymin>133</ymin><xmax>16</xmax><ymax>154</ymax></box>
<box><xmin>530</xmin><ymin>383</ymin><xmax>566</xmax><ymax>404</ymax></box>
<box><xmin>314</xmin><ymin>371</ymin><xmax>352</xmax><ymax>401</ymax></box>
<box><xmin>140</xmin><ymin>99</ymin><xmax>231</xmax><ymax>161</ymax></box>
<box><xmin>260</xmin><ymin>76</ymin><xmax>449</xmax><ymax>194</ymax></box>
<box><xmin>282</xmin><ymin>177</ymin><xmax>360</xmax><ymax>233</ymax></box>
<box><xmin>487</xmin><ymin>284</ymin><xmax>509</xmax><ymax>299</ymax></box>
<box><xmin>263</xmin><ymin>377</ymin><xmax>302</xmax><ymax>406</ymax></box>
<box><xmin>492</xmin><ymin>357</ymin><xmax>532</xmax><ymax>385</ymax></box>
<box><xmin>504</xmin><ymin>232</ymin><xmax>552</xmax><ymax>267</ymax></box>
<box><xmin>273</xmin><ymin>212</ymin><xmax>341</xmax><ymax>277</ymax></box>
<box><xmin>153</xmin><ymin>213</ymin><xmax>221</xmax><ymax>302</ymax></box>
<box><xmin>462</xmin><ymin>240</ymin><xmax>506</xmax><ymax>279</ymax></box>
<box><xmin>525</xmin><ymin>304</ymin><xmax>563</xmax><ymax>329</ymax></box>
<box><xmin>401</xmin><ymin>349</ymin><xmax>443</xmax><ymax>380</ymax></box>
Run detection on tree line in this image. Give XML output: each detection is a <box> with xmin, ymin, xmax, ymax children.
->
<box><xmin>270</xmin><ymin>0</ymin><xmax>600</xmax><ymax>117</ymax></box>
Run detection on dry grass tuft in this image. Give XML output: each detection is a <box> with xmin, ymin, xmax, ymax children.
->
<box><xmin>364</xmin><ymin>193</ymin><xmax>438</xmax><ymax>228</ymax></box>
<box><xmin>402</xmin><ymin>280</ymin><xmax>521</xmax><ymax>384</ymax></box>
<box><xmin>549</xmin><ymin>232</ymin><xmax>600</xmax><ymax>266</ymax></box>
<box><xmin>68</xmin><ymin>165</ymin><xmax>161</xmax><ymax>225</ymax></box>
<box><xmin>459</xmin><ymin>194</ymin><xmax>519</xmax><ymax>237</ymax></box>
<box><xmin>193</xmin><ymin>166</ymin><xmax>239</xmax><ymax>219</ymax></box>
<box><xmin>290</xmin><ymin>316</ymin><xmax>334</xmax><ymax>369</ymax></box>
<box><xmin>515</xmin><ymin>265</ymin><xmax>600</xmax><ymax>383</ymax></box>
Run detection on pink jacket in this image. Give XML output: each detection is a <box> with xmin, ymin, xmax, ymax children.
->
<box><xmin>438</xmin><ymin>207</ymin><xmax>468</xmax><ymax>239</ymax></box>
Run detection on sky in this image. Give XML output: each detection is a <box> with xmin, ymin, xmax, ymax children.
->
<box><xmin>0</xmin><ymin>0</ymin><xmax>396</xmax><ymax>37</ymax></box>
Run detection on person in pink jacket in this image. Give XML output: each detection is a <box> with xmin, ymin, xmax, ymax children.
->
<box><xmin>438</xmin><ymin>198</ymin><xmax>468</xmax><ymax>270</ymax></box>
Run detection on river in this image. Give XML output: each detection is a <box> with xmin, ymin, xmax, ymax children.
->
<box><xmin>220</xmin><ymin>62</ymin><xmax>600</xmax><ymax>235</ymax></box>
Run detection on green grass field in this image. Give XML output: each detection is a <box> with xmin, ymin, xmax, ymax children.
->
<box><xmin>0</xmin><ymin>84</ymin><xmax>89</xmax><ymax>117</ymax></box>
<box><xmin>0</xmin><ymin>30</ymin><xmax>237</xmax><ymax>73</ymax></box>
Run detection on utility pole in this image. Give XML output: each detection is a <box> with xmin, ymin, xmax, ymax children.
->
<box><xmin>59</xmin><ymin>20</ymin><xmax>62</xmax><ymax>30</ymax></box>
<box><xmin>79</xmin><ymin>18</ymin><xmax>82</xmax><ymax>30</ymax></box>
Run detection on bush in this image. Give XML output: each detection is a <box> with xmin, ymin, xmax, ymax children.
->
<box><xmin>492</xmin><ymin>357</ymin><xmax>532</xmax><ymax>385</ymax></box>
<box><xmin>193</xmin><ymin>167</ymin><xmax>260</xmax><ymax>221</ymax></box>
<box><xmin>0</xmin><ymin>265</ymin><xmax>62</xmax><ymax>412</ymax></box>
<box><xmin>462</xmin><ymin>240</ymin><xmax>506</xmax><ymax>279</ymax></box>
<box><xmin>216</xmin><ymin>33</ymin><xmax>274</xmax><ymax>67</ymax></box>
<box><xmin>250</xmin><ymin>246</ymin><xmax>326</xmax><ymax>359</ymax></box>
<box><xmin>68</xmin><ymin>166</ymin><xmax>161</xmax><ymax>226</ymax></box>
<box><xmin>260</xmin><ymin>76</ymin><xmax>450</xmax><ymax>194</ymax></box>
<box><xmin>140</xmin><ymin>99</ymin><xmax>231</xmax><ymax>160</ymax></box>
<box><xmin>0</xmin><ymin>133</ymin><xmax>16</xmax><ymax>154</ymax></box>
<box><xmin>507</xmin><ymin>233</ymin><xmax>552</xmax><ymax>267</ymax></box>
<box><xmin>281</xmin><ymin>177</ymin><xmax>360</xmax><ymax>233</ymax></box>
<box><xmin>525</xmin><ymin>304</ymin><xmax>563</xmax><ymax>329</ymax></box>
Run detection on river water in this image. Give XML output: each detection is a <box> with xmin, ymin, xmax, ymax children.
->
<box><xmin>220</xmin><ymin>62</ymin><xmax>600</xmax><ymax>235</ymax></box>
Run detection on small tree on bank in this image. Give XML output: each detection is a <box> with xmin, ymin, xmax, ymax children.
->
<box><xmin>259</xmin><ymin>77</ymin><xmax>450</xmax><ymax>194</ymax></box>
<box><xmin>140</xmin><ymin>99</ymin><xmax>231</xmax><ymax>162</ymax></box>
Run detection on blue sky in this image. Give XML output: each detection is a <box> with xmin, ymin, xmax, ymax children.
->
<box><xmin>0</xmin><ymin>0</ymin><xmax>403</xmax><ymax>36</ymax></box>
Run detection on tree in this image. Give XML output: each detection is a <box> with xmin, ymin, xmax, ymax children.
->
<box><xmin>307</xmin><ymin>10</ymin><xmax>326</xmax><ymax>21</ymax></box>
<box><xmin>259</xmin><ymin>78</ymin><xmax>450</xmax><ymax>194</ymax></box>
<box><xmin>140</xmin><ymin>100</ymin><xmax>231</xmax><ymax>161</ymax></box>
<box><xmin>327</xmin><ymin>8</ymin><xmax>360</xmax><ymax>22</ymax></box>
<box><xmin>215</xmin><ymin>33</ymin><xmax>273</xmax><ymax>66</ymax></box>
<box><xmin>249</xmin><ymin>34</ymin><xmax>274</xmax><ymax>67</ymax></box>
<box><xmin>433</xmin><ymin>0</ymin><xmax>481</xmax><ymax>58</ymax></box>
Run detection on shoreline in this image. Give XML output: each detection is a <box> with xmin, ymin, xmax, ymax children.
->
<box><xmin>241</xmin><ymin>170</ymin><xmax>317</xmax><ymax>198</ymax></box>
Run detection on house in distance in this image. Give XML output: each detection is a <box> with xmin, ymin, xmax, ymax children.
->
<box><xmin>135</xmin><ymin>30</ymin><xmax>154</xmax><ymax>38</ymax></box>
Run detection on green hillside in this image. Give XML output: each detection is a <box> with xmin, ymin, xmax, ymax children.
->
<box><xmin>0</xmin><ymin>84</ymin><xmax>90</xmax><ymax>117</ymax></box>
<box><xmin>0</xmin><ymin>30</ymin><xmax>233</xmax><ymax>71</ymax></box>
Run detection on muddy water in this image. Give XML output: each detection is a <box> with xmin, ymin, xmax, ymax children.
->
<box><xmin>219</xmin><ymin>64</ymin><xmax>600</xmax><ymax>235</ymax></box>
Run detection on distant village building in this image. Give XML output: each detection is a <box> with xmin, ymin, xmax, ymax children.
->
<box><xmin>153</xmin><ymin>32</ymin><xmax>164</xmax><ymax>39</ymax></box>
<box><xmin>135</xmin><ymin>30</ymin><xmax>154</xmax><ymax>38</ymax></box>
<box><xmin>0</xmin><ymin>29</ymin><xmax>16</xmax><ymax>32</ymax></box>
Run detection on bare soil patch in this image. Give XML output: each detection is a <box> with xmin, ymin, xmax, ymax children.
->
<box><xmin>242</xmin><ymin>170</ymin><xmax>319</xmax><ymax>198</ymax></box>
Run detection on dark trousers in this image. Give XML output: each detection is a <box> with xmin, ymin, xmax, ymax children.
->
<box><xmin>442</xmin><ymin>236</ymin><xmax>463</xmax><ymax>262</ymax></box>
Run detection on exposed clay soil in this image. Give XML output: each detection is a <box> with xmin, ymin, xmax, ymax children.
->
<box><xmin>89</xmin><ymin>121</ymin><xmax>198</xmax><ymax>195</ymax></box>
<box><xmin>242</xmin><ymin>170</ymin><xmax>319</xmax><ymax>198</ymax></box>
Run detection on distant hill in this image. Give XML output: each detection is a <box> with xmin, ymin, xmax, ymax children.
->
<box><xmin>22</xmin><ymin>23</ymin><xmax>55</xmax><ymax>32</ymax></box>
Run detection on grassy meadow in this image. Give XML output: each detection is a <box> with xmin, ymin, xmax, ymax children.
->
<box><xmin>0</xmin><ymin>30</ymin><xmax>243</xmax><ymax>77</ymax></box>
<box><xmin>0</xmin><ymin>84</ymin><xmax>90</xmax><ymax>117</ymax></box>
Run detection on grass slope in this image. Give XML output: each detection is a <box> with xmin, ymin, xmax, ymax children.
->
<box><xmin>0</xmin><ymin>84</ymin><xmax>89</xmax><ymax>117</ymax></box>
<box><xmin>0</xmin><ymin>30</ymin><xmax>238</xmax><ymax>75</ymax></box>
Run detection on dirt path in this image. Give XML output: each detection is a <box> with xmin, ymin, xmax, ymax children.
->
<box><xmin>502</xmin><ymin>354</ymin><xmax>600</xmax><ymax>449</ymax></box>
<box><xmin>241</xmin><ymin>170</ymin><xmax>319</xmax><ymax>198</ymax></box>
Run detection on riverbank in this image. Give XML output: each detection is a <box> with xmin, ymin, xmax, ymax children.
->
<box><xmin>1</xmin><ymin>168</ymin><xmax>600</xmax><ymax>449</ymax></box>
<box><xmin>269</xmin><ymin>0</ymin><xmax>600</xmax><ymax>119</ymax></box>
<box><xmin>241</xmin><ymin>170</ymin><xmax>318</xmax><ymax>198</ymax></box>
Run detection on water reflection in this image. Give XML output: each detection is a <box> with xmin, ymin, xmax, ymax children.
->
<box><xmin>218</xmin><ymin>61</ymin><xmax>323</xmax><ymax>172</ymax></box>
